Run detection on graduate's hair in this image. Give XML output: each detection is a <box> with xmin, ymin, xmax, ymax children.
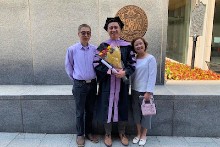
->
<box><xmin>78</xmin><ymin>24</ymin><xmax>91</xmax><ymax>32</ymax></box>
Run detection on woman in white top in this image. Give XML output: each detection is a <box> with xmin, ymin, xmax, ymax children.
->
<box><xmin>131</xmin><ymin>37</ymin><xmax>157</xmax><ymax>146</ymax></box>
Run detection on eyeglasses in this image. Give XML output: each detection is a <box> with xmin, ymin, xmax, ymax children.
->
<box><xmin>80</xmin><ymin>31</ymin><xmax>91</xmax><ymax>36</ymax></box>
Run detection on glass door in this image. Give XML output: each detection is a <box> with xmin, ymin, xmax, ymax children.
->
<box><xmin>167</xmin><ymin>0</ymin><xmax>191</xmax><ymax>63</ymax></box>
<box><xmin>211</xmin><ymin>0</ymin><xmax>220</xmax><ymax>63</ymax></box>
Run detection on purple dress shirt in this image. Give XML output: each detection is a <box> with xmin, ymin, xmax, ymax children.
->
<box><xmin>65</xmin><ymin>42</ymin><xmax>97</xmax><ymax>81</ymax></box>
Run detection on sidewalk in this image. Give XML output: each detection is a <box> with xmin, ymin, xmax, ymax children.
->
<box><xmin>0</xmin><ymin>132</ymin><xmax>219</xmax><ymax>147</ymax></box>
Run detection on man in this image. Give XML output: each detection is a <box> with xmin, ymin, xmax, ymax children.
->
<box><xmin>65</xmin><ymin>24</ymin><xmax>98</xmax><ymax>146</ymax></box>
<box><xmin>94</xmin><ymin>17</ymin><xmax>136</xmax><ymax>146</ymax></box>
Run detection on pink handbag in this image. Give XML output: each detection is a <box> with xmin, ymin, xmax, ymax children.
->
<box><xmin>141</xmin><ymin>97</ymin><xmax>156</xmax><ymax>116</ymax></box>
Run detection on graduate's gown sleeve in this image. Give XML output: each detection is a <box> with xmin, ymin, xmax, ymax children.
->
<box><xmin>120</xmin><ymin>45</ymin><xmax>136</xmax><ymax>77</ymax></box>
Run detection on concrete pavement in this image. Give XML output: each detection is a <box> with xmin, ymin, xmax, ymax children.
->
<box><xmin>0</xmin><ymin>132</ymin><xmax>220</xmax><ymax>147</ymax></box>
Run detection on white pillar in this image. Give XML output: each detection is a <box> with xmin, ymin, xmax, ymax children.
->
<box><xmin>187</xmin><ymin>0</ymin><xmax>215</xmax><ymax>69</ymax></box>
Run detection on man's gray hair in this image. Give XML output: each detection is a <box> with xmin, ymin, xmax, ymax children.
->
<box><xmin>78</xmin><ymin>24</ymin><xmax>91</xmax><ymax>32</ymax></box>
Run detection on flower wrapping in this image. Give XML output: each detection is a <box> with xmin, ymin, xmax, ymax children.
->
<box><xmin>98</xmin><ymin>45</ymin><xmax>122</xmax><ymax>69</ymax></box>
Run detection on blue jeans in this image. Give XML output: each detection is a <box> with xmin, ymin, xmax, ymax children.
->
<box><xmin>72</xmin><ymin>79</ymin><xmax>97</xmax><ymax>136</ymax></box>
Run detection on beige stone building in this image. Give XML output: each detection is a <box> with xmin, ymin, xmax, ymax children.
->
<box><xmin>0</xmin><ymin>0</ymin><xmax>168</xmax><ymax>84</ymax></box>
<box><xmin>1</xmin><ymin>0</ymin><xmax>219</xmax><ymax>85</ymax></box>
<box><xmin>167</xmin><ymin>0</ymin><xmax>220</xmax><ymax>70</ymax></box>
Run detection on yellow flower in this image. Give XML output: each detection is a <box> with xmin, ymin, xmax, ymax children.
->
<box><xmin>107</xmin><ymin>46</ymin><xmax>111</xmax><ymax>50</ymax></box>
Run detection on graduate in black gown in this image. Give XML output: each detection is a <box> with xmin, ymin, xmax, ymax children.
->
<box><xmin>93</xmin><ymin>16</ymin><xmax>136</xmax><ymax>147</ymax></box>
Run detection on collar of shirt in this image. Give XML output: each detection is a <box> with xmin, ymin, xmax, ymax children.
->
<box><xmin>79</xmin><ymin>43</ymin><xmax>89</xmax><ymax>50</ymax></box>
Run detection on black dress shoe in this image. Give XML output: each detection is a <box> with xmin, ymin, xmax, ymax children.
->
<box><xmin>86</xmin><ymin>134</ymin><xmax>99</xmax><ymax>143</ymax></box>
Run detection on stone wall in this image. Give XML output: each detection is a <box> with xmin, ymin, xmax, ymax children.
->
<box><xmin>0</xmin><ymin>0</ymin><xmax>168</xmax><ymax>84</ymax></box>
<box><xmin>1</xmin><ymin>94</ymin><xmax>220</xmax><ymax>137</ymax></box>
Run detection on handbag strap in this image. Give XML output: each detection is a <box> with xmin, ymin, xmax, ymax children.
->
<box><xmin>142</xmin><ymin>97</ymin><xmax>154</xmax><ymax>105</ymax></box>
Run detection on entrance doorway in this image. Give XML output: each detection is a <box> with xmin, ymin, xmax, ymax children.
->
<box><xmin>167</xmin><ymin>0</ymin><xmax>191</xmax><ymax>63</ymax></box>
<box><xmin>211</xmin><ymin>0</ymin><xmax>220</xmax><ymax>63</ymax></box>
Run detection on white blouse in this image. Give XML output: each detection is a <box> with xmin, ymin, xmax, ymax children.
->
<box><xmin>131</xmin><ymin>54</ymin><xmax>157</xmax><ymax>93</ymax></box>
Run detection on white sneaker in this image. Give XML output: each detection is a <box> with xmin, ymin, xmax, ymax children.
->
<box><xmin>132</xmin><ymin>136</ymin><xmax>140</xmax><ymax>144</ymax></box>
<box><xmin>139</xmin><ymin>137</ymin><xmax>147</xmax><ymax>146</ymax></box>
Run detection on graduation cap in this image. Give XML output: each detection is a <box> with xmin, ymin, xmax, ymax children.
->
<box><xmin>104</xmin><ymin>16</ymin><xmax>124</xmax><ymax>31</ymax></box>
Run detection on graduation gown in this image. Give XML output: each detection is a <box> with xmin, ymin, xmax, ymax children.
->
<box><xmin>94</xmin><ymin>41</ymin><xmax>136</xmax><ymax>124</ymax></box>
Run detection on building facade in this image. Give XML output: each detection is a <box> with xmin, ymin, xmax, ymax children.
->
<box><xmin>167</xmin><ymin>0</ymin><xmax>220</xmax><ymax>70</ymax></box>
<box><xmin>1</xmin><ymin>0</ymin><xmax>218</xmax><ymax>85</ymax></box>
<box><xmin>0</xmin><ymin>0</ymin><xmax>168</xmax><ymax>85</ymax></box>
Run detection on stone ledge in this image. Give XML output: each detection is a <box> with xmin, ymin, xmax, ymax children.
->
<box><xmin>1</xmin><ymin>80</ymin><xmax>220</xmax><ymax>96</ymax></box>
<box><xmin>0</xmin><ymin>94</ymin><xmax>219</xmax><ymax>137</ymax></box>
<box><xmin>0</xmin><ymin>83</ymin><xmax>219</xmax><ymax>136</ymax></box>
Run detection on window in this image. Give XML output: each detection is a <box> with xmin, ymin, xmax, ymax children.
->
<box><xmin>167</xmin><ymin>0</ymin><xmax>191</xmax><ymax>63</ymax></box>
<box><xmin>211</xmin><ymin>0</ymin><xmax>220</xmax><ymax>63</ymax></box>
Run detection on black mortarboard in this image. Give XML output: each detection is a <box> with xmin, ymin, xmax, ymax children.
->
<box><xmin>104</xmin><ymin>16</ymin><xmax>124</xmax><ymax>31</ymax></box>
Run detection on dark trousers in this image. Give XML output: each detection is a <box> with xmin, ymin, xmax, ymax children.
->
<box><xmin>72</xmin><ymin>79</ymin><xmax>97</xmax><ymax>136</ymax></box>
<box><xmin>104</xmin><ymin>121</ymin><xmax>127</xmax><ymax>135</ymax></box>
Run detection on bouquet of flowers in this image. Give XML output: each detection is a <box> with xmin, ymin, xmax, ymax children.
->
<box><xmin>98</xmin><ymin>45</ymin><xmax>122</xmax><ymax>69</ymax></box>
<box><xmin>96</xmin><ymin>45</ymin><xmax>129</xmax><ymax>84</ymax></box>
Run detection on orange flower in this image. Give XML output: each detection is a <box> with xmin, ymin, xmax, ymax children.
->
<box><xmin>98</xmin><ymin>46</ymin><xmax>112</xmax><ymax>58</ymax></box>
<box><xmin>165</xmin><ymin>59</ymin><xmax>220</xmax><ymax>80</ymax></box>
